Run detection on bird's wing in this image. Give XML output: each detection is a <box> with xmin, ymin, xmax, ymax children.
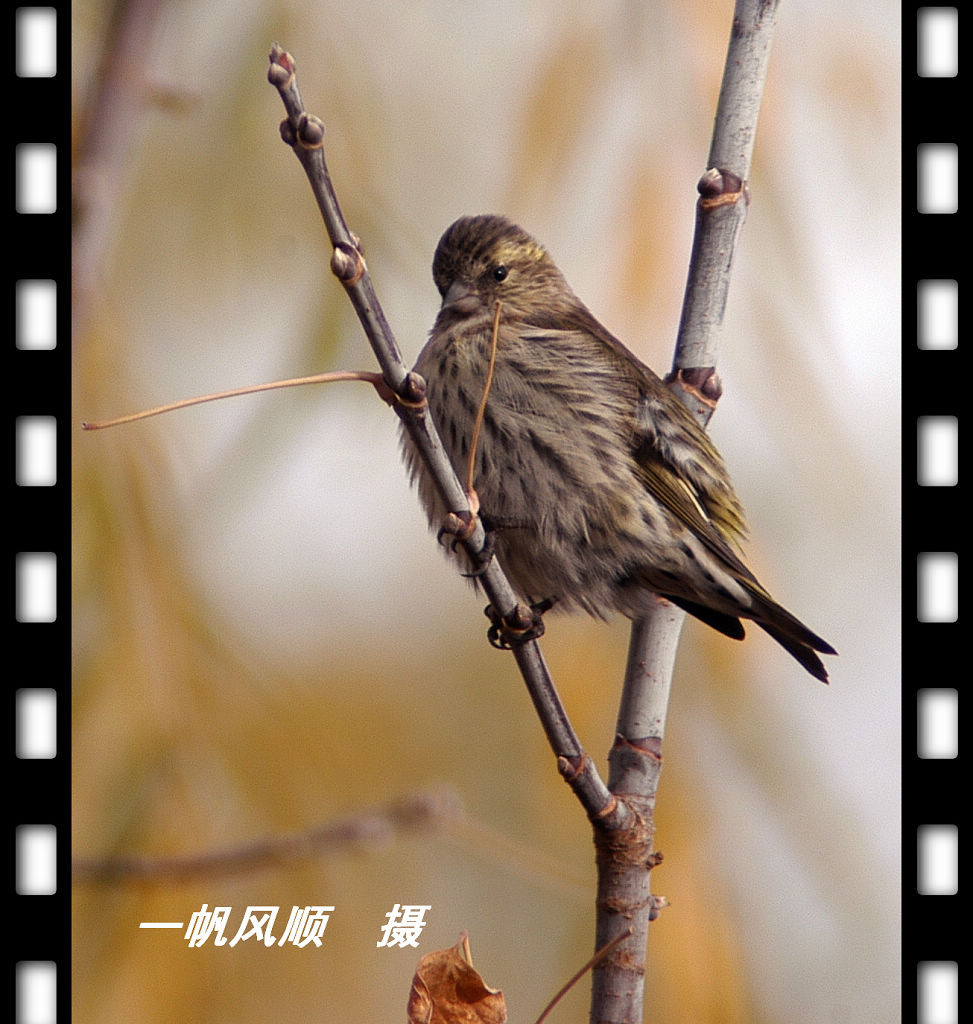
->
<box><xmin>519</xmin><ymin>311</ymin><xmax>748</xmax><ymax>563</ymax></box>
<box><xmin>630</xmin><ymin>425</ymin><xmax>757</xmax><ymax>583</ymax></box>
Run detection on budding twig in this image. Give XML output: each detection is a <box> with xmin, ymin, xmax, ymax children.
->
<box><xmin>597</xmin><ymin>3</ymin><xmax>782</xmax><ymax>1020</ymax></box>
<box><xmin>266</xmin><ymin>43</ymin><xmax>615</xmax><ymax>821</ymax></box>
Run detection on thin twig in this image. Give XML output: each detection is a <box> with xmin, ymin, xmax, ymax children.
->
<box><xmin>72</xmin><ymin>0</ymin><xmax>169</xmax><ymax>346</ymax></box>
<box><xmin>465</xmin><ymin>299</ymin><xmax>503</xmax><ymax>509</ymax></box>
<box><xmin>533</xmin><ymin>928</ymin><xmax>632</xmax><ymax>1024</ymax></box>
<box><xmin>73</xmin><ymin>787</ymin><xmax>462</xmax><ymax>884</ymax></box>
<box><xmin>671</xmin><ymin>0</ymin><xmax>782</xmax><ymax>391</ymax></box>
<box><xmin>80</xmin><ymin>370</ymin><xmax>389</xmax><ymax>430</ymax></box>
<box><xmin>266</xmin><ymin>44</ymin><xmax>614</xmax><ymax>820</ymax></box>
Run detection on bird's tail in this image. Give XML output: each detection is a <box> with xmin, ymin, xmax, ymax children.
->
<box><xmin>667</xmin><ymin>585</ymin><xmax>836</xmax><ymax>682</ymax></box>
<box><xmin>748</xmin><ymin>587</ymin><xmax>836</xmax><ymax>683</ymax></box>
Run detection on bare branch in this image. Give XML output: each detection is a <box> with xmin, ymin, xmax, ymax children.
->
<box><xmin>598</xmin><ymin>2</ymin><xmax>782</xmax><ymax>1019</ymax></box>
<box><xmin>72</xmin><ymin>0</ymin><xmax>170</xmax><ymax>346</ymax></box>
<box><xmin>266</xmin><ymin>44</ymin><xmax>614</xmax><ymax>820</ymax></box>
<box><xmin>672</xmin><ymin>0</ymin><xmax>782</xmax><ymax>395</ymax></box>
<box><xmin>267</xmin><ymin>5</ymin><xmax>781</xmax><ymax>1015</ymax></box>
<box><xmin>73</xmin><ymin>787</ymin><xmax>463</xmax><ymax>884</ymax></box>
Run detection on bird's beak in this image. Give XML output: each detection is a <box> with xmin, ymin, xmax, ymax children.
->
<box><xmin>441</xmin><ymin>279</ymin><xmax>480</xmax><ymax>315</ymax></box>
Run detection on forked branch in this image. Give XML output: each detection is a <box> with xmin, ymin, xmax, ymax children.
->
<box><xmin>266</xmin><ymin>2</ymin><xmax>781</xmax><ymax>1017</ymax></box>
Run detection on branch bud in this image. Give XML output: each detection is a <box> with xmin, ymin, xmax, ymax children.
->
<box><xmin>267</xmin><ymin>55</ymin><xmax>293</xmax><ymax>89</ymax></box>
<box><xmin>398</xmin><ymin>372</ymin><xmax>427</xmax><ymax>409</ymax></box>
<box><xmin>296</xmin><ymin>113</ymin><xmax>325</xmax><ymax>149</ymax></box>
<box><xmin>697</xmin><ymin>167</ymin><xmax>749</xmax><ymax>209</ymax></box>
<box><xmin>330</xmin><ymin>243</ymin><xmax>365</xmax><ymax>285</ymax></box>
<box><xmin>279</xmin><ymin>118</ymin><xmax>296</xmax><ymax>146</ymax></box>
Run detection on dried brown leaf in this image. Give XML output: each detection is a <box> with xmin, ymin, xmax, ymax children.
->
<box><xmin>407</xmin><ymin>932</ymin><xmax>506</xmax><ymax>1024</ymax></box>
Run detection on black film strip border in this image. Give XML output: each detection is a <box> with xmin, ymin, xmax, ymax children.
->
<box><xmin>12</xmin><ymin>5</ymin><xmax>72</xmax><ymax>1022</ymax></box>
<box><xmin>907</xmin><ymin>5</ymin><xmax>961</xmax><ymax>1024</ymax></box>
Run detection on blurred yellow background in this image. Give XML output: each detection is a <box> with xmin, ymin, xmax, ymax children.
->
<box><xmin>72</xmin><ymin>1</ymin><xmax>900</xmax><ymax>1021</ymax></box>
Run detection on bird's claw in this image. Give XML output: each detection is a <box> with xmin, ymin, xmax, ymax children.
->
<box><xmin>485</xmin><ymin>598</ymin><xmax>555</xmax><ymax>649</ymax></box>
<box><xmin>437</xmin><ymin>510</ymin><xmax>478</xmax><ymax>551</ymax></box>
<box><xmin>461</xmin><ymin>528</ymin><xmax>497</xmax><ymax>578</ymax></box>
<box><xmin>437</xmin><ymin>512</ymin><xmax>498</xmax><ymax>577</ymax></box>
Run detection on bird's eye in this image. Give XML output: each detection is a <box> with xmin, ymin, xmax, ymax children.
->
<box><xmin>492</xmin><ymin>264</ymin><xmax>508</xmax><ymax>282</ymax></box>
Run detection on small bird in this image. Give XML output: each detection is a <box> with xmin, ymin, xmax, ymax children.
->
<box><xmin>402</xmin><ymin>214</ymin><xmax>836</xmax><ymax>682</ymax></box>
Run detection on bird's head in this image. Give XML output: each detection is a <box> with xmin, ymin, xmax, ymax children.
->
<box><xmin>432</xmin><ymin>215</ymin><xmax>572</xmax><ymax>321</ymax></box>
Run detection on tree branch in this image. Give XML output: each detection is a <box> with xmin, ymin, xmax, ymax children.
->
<box><xmin>266</xmin><ymin>44</ymin><xmax>616</xmax><ymax>822</ymax></box>
<box><xmin>598</xmin><ymin>1</ymin><xmax>781</xmax><ymax>1019</ymax></box>
<box><xmin>73</xmin><ymin>787</ymin><xmax>463</xmax><ymax>883</ymax></box>
<box><xmin>268</xmin><ymin>2</ymin><xmax>780</xmax><ymax>1014</ymax></box>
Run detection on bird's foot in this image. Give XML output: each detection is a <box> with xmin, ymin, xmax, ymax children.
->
<box><xmin>485</xmin><ymin>598</ymin><xmax>555</xmax><ymax>649</ymax></box>
<box><xmin>436</xmin><ymin>510</ymin><xmax>499</xmax><ymax>578</ymax></box>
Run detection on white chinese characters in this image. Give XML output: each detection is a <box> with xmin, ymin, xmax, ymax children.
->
<box><xmin>141</xmin><ymin>903</ymin><xmax>432</xmax><ymax>950</ymax></box>
<box><xmin>182</xmin><ymin>905</ymin><xmax>335</xmax><ymax>948</ymax></box>
<box><xmin>376</xmin><ymin>904</ymin><xmax>432</xmax><ymax>949</ymax></box>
